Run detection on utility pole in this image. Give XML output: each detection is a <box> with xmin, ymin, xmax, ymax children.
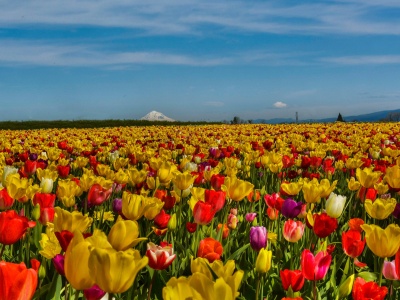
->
<box><xmin>296</xmin><ymin>112</ymin><xmax>298</xmax><ymax>123</ymax></box>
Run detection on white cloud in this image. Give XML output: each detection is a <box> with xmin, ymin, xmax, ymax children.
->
<box><xmin>321</xmin><ymin>55</ymin><xmax>400</xmax><ymax>65</ymax></box>
<box><xmin>0</xmin><ymin>0</ymin><xmax>399</xmax><ymax>36</ymax></box>
<box><xmin>274</xmin><ymin>101</ymin><xmax>287</xmax><ymax>108</ymax></box>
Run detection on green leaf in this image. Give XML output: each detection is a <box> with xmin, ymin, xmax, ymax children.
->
<box><xmin>226</xmin><ymin>243</ymin><xmax>250</xmax><ymax>261</ymax></box>
<box><xmin>357</xmin><ymin>271</ymin><xmax>378</xmax><ymax>282</ymax></box>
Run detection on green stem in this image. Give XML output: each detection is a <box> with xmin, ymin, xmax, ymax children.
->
<box><xmin>0</xmin><ymin>243</ymin><xmax>5</xmax><ymax>259</ymax></box>
<box><xmin>379</xmin><ymin>258</ymin><xmax>384</xmax><ymax>286</ymax></box>
<box><xmin>255</xmin><ymin>273</ymin><xmax>261</xmax><ymax>300</ymax></box>
<box><xmin>147</xmin><ymin>271</ymin><xmax>157</xmax><ymax>300</ymax></box>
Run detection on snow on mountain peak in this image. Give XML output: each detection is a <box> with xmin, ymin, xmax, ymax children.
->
<box><xmin>141</xmin><ymin>111</ymin><xmax>175</xmax><ymax>122</ymax></box>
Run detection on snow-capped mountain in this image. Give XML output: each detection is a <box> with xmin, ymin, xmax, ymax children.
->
<box><xmin>140</xmin><ymin>111</ymin><xmax>175</xmax><ymax>122</ymax></box>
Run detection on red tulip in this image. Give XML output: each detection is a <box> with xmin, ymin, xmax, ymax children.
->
<box><xmin>210</xmin><ymin>174</ymin><xmax>225</xmax><ymax>191</ymax></box>
<box><xmin>87</xmin><ymin>184</ymin><xmax>112</xmax><ymax>206</ymax></box>
<box><xmin>352</xmin><ymin>277</ymin><xmax>388</xmax><ymax>300</ymax></box>
<box><xmin>280</xmin><ymin>269</ymin><xmax>304</xmax><ymax>292</ymax></box>
<box><xmin>57</xmin><ymin>165</ymin><xmax>70</xmax><ymax>178</ymax></box>
<box><xmin>146</xmin><ymin>242</ymin><xmax>176</xmax><ymax>270</ymax></box>
<box><xmin>24</xmin><ymin>160</ymin><xmax>37</xmax><ymax>177</ymax></box>
<box><xmin>301</xmin><ymin>249</ymin><xmax>331</xmax><ymax>281</ymax></box>
<box><xmin>153</xmin><ymin>210</ymin><xmax>171</xmax><ymax>229</ymax></box>
<box><xmin>186</xmin><ymin>222</ymin><xmax>197</xmax><ymax>233</ymax></box>
<box><xmin>197</xmin><ymin>237</ymin><xmax>223</xmax><ymax>263</ymax></box>
<box><xmin>342</xmin><ymin>230</ymin><xmax>365</xmax><ymax>259</ymax></box>
<box><xmin>55</xmin><ymin>230</ymin><xmax>74</xmax><ymax>252</ymax></box>
<box><xmin>0</xmin><ymin>210</ymin><xmax>34</xmax><ymax>245</ymax></box>
<box><xmin>193</xmin><ymin>201</ymin><xmax>216</xmax><ymax>225</ymax></box>
<box><xmin>313</xmin><ymin>213</ymin><xmax>337</xmax><ymax>238</ymax></box>
<box><xmin>33</xmin><ymin>193</ymin><xmax>56</xmax><ymax>208</ymax></box>
<box><xmin>0</xmin><ymin>260</ymin><xmax>38</xmax><ymax>300</ymax></box>
<box><xmin>204</xmin><ymin>189</ymin><xmax>226</xmax><ymax>212</ymax></box>
<box><xmin>0</xmin><ymin>189</ymin><xmax>14</xmax><ymax>211</ymax></box>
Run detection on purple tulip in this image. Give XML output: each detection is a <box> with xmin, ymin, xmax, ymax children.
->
<box><xmin>52</xmin><ymin>254</ymin><xmax>65</xmax><ymax>276</ymax></box>
<box><xmin>29</xmin><ymin>153</ymin><xmax>38</xmax><ymax>161</ymax></box>
<box><xmin>281</xmin><ymin>198</ymin><xmax>303</xmax><ymax>219</ymax></box>
<box><xmin>249</xmin><ymin>226</ymin><xmax>267</xmax><ymax>251</ymax></box>
<box><xmin>84</xmin><ymin>284</ymin><xmax>106</xmax><ymax>300</ymax></box>
<box><xmin>393</xmin><ymin>203</ymin><xmax>400</xmax><ymax>219</ymax></box>
<box><xmin>112</xmin><ymin>198</ymin><xmax>122</xmax><ymax>214</ymax></box>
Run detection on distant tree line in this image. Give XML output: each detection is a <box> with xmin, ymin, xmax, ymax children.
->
<box><xmin>382</xmin><ymin>112</ymin><xmax>400</xmax><ymax>122</ymax></box>
<box><xmin>0</xmin><ymin>119</ymin><xmax>223</xmax><ymax>131</ymax></box>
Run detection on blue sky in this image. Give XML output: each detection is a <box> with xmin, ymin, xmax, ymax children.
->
<box><xmin>1</xmin><ymin>0</ymin><xmax>400</xmax><ymax>122</ymax></box>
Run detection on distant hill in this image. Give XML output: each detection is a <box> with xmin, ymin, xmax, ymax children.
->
<box><xmin>253</xmin><ymin>108</ymin><xmax>400</xmax><ymax>124</ymax></box>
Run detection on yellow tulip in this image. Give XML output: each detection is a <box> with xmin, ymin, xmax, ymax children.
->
<box><xmin>1</xmin><ymin>166</ymin><xmax>18</xmax><ymax>187</ymax></box>
<box><xmin>65</xmin><ymin>230</ymin><xmax>111</xmax><ymax>290</ymax></box>
<box><xmin>108</xmin><ymin>217</ymin><xmax>147</xmax><ymax>251</ymax></box>
<box><xmin>374</xmin><ymin>182</ymin><xmax>389</xmax><ymax>195</ymax></box>
<box><xmin>223</xmin><ymin>176</ymin><xmax>254</xmax><ymax>202</ymax></box>
<box><xmin>191</xmin><ymin>258</ymin><xmax>243</xmax><ymax>299</ymax></box>
<box><xmin>36</xmin><ymin>168</ymin><xmax>58</xmax><ymax>182</ymax></box>
<box><xmin>39</xmin><ymin>224</ymin><xmax>62</xmax><ymax>259</ymax></box>
<box><xmin>6</xmin><ymin>173</ymin><xmax>30</xmax><ymax>200</ymax></box>
<box><xmin>189</xmin><ymin>273</ymin><xmax>234</xmax><ymax>300</ymax></box>
<box><xmin>280</xmin><ymin>181</ymin><xmax>303</xmax><ymax>196</ymax></box>
<box><xmin>57</xmin><ymin>180</ymin><xmax>80</xmax><ymax>207</ymax></box>
<box><xmin>143</xmin><ymin>196</ymin><xmax>164</xmax><ymax>220</ymax></box>
<box><xmin>361</xmin><ymin>224</ymin><xmax>400</xmax><ymax>258</ymax></box>
<box><xmin>302</xmin><ymin>178</ymin><xmax>324</xmax><ymax>203</ymax></box>
<box><xmin>114</xmin><ymin>168</ymin><xmax>129</xmax><ymax>185</ymax></box>
<box><xmin>156</xmin><ymin>161</ymin><xmax>176</xmax><ymax>184</ymax></box>
<box><xmin>121</xmin><ymin>191</ymin><xmax>154</xmax><ymax>221</ymax></box>
<box><xmin>127</xmin><ymin>168</ymin><xmax>148</xmax><ymax>185</ymax></box>
<box><xmin>364</xmin><ymin>198</ymin><xmax>397</xmax><ymax>220</ymax></box>
<box><xmin>113</xmin><ymin>157</ymin><xmax>129</xmax><ymax>171</ymax></box>
<box><xmin>356</xmin><ymin>167</ymin><xmax>381</xmax><ymax>188</ymax></box>
<box><xmin>319</xmin><ymin>179</ymin><xmax>338</xmax><ymax>199</ymax></box>
<box><xmin>88</xmin><ymin>247</ymin><xmax>148</xmax><ymax>294</ymax></box>
<box><xmin>53</xmin><ymin>207</ymin><xmax>93</xmax><ymax>233</ymax></box>
<box><xmin>384</xmin><ymin>165</ymin><xmax>400</xmax><ymax>189</ymax></box>
<box><xmin>172</xmin><ymin>171</ymin><xmax>196</xmax><ymax>191</ymax></box>
<box><xmin>347</xmin><ymin>177</ymin><xmax>361</xmax><ymax>191</ymax></box>
<box><xmin>163</xmin><ymin>276</ymin><xmax>202</xmax><ymax>300</ymax></box>
<box><xmin>255</xmin><ymin>248</ymin><xmax>272</xmax><ymax>273</ymax></box>
<box><xmin>75</xmin><ymin>157</ymin><xmax>89</xmax><ymax>168</ymax></box>
<box><xmin>345</xmin><ymin>158</ymin><xmax>363</xmax><ymax>169</ymax></box>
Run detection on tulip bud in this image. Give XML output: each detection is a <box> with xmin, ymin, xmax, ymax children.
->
<box><xmin>40</xmin><ymin>178</ymin><xmax>54</xmax><ymax>194</ymax></box>
<box><xmin>31</xmin><ymin>204</ymin><xmax>41</xmax><ymax>221</ymax></box>
<box><xmin>255</xmin><ymin>248</ymin><xmax>272</xmax><ymax>273</ymax></box>
<box><xmin>249</xmin><ymin>226</ymin><xmax>267</xmax><ymax>251</ymax></box>
<box><xmin>168</xmin><ymin>214</ymin><xmax>177</xmax><ymax>231</ymax></box>
<box><xmin>38</xmin><ymin>264</ymin><xmax>47</xmax><ymax>280</ymax></box>
<box><xmin>338</xmin><ymin>274</ymin><xmax>354</xmax><ymax>299</ymax></box>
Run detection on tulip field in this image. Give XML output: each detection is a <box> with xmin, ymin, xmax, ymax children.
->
<box><xmin>2</xmin><ymin>122</ymin><xmax>400</xmax><ymax>299</ymax></box>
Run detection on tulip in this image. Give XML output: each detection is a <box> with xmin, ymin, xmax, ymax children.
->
<box><xmin>204</xmin><ymin>189</ymin><xmax>226</xmax><ymax>212</ymax></box>
<box><xmin>6</xmin><ymin>174</ymin><xmax>30</xmax><ymax>201</ymax></box>
<box><xmin>210</xmin><ymin>174</ymin><xmax>225</xmax><ymax>191</ymax></box>
<box><xmin>281</xmin><ymin>198</ymin><xmax>303</xmax><ymax>219</ymax></box>
<box><xmin>280</xmin><ymin>181</ymin><xmax>303</xmax><ymax>196</ymax></box>
<box><xmin>325</xmin><ymin>192</ymin><xmax>346</xmax><ymax>218</ymax></box>
<box><xmin>280</xmin><ymin>269</ymin><xmax>305</xmax><ymax>292</ymax></box>
<box><xmin>64</xmin><ymin>230</ymin><xmax>112</xmax><ymax>291</ymax></box>
<box><xmin>283</xmin><ymin>220</ymin><xmax>305</xmax><ymax>243</ymax></box>
<box><xmin>143</xmin><ymin>196</ymin><xmax>165</xmax><ymax>220</ymax></box>
<box><xmin>121</xmin><ymin>192</ymin><xmax>154</xmax><ymax>221</ymax></box>
<box><xmin>301</xmin><ymin>249</ymin><xmax>331</xmax><ymax>281</ymax></box>
<box><xmin>342</xmin><ymin>230</ymin><xmax>365</xmax><ymax>259</ymax></box>
<box><xmin>0</xmin><ymin>260</ymin><xmax>38</xmax><ymax>300</ymax></box>
<box><xmin>87</xmin><ymin>184</ymin><xmax>112</xmax><ymax>206</ymax></box>
<box><xmin>302</xmin><ymin>178</ymin><xmax>324</xmax><ymax>204</ymax></box>
<box><xmin>154</xmin><ymin>209</ymin><xmax>171</xmax><ymax>229</ymax></box>
<box><xmin>40</xmin><ymin>177</ymin><xmax>54</xmax><ymax>194</ymax></box>
<box><xmin>383</xmin><ymin>260</ymin><xmax>398</xmax><ymax>280</ymax></box>
<box><xmin>364</xmin><ymin>198</ymin><xmax>397</xmax><ymax>220</ymax></box>
<box><xmin>361</xmin><ymin>224</ymin><xmax>400</xmax><ymax>258</ymax></box>
<box><xmin>249</xmin><ymin>226</ymin><xmax>267</xmax><ymax>251</ymax></box>
<box><xmin>57</xmin><ymin>180</ymin><xmax>80</xmax><ymax>208</ymax></box>
<box><xmin>52</xmin><ymin>207</ymin><xmax>93</xmax><ymax>234</ymax></box>
<box><xmin>1</xmin><ymin>166</ymin><xmax>18</xmax><ymax>187</ymax></box>
<box><xmin>146</xmin><ymin>242</ymin><xmax>176</xmax><ymax>270</ymax></box>
<box><xmin>186</xmin><ymin>222</ymin><xmax>197</xmax><ymax>233</ymax></box>
<box><xmin>347</xmin><ymin>177</ymin><xmax>361</xmax><ymax>191</ymax></box>
<box><xmin>338</xmin><ymin>274</ymin><xmax>355</xmax><ymax>299</ymax></box>
<box><xmin>356</xmin><ymin>167</ymin><xmax>381</xmax><ymax>188</ymax></box>
<box><xmin>39</xmin><ymin>225</ymin><xmax>62</xmax><ymax>259</ymax></box>
<box><xmin>313</xmin><ymin>213</ymin><xmax>337</xmax><ymax>238</ymax></box>
<box><xmin>83</xmin><ymin>285</ymin><xmax>106</xmax><ymax>300</ymax></box>
<box><xmin>157</xmin><ymin>161</ymin><xmax>177</xmax><ymax>185</ymax></box>
<box><xmin>245</xmin><ymin>212</ymin><xmax>257</xmax><ymax>222</ymax></box>
<box><xmin>223</xmin><ymin>176</ymin><xmax>254</xmax><ymax>201</ymax></box>
<box><xmin>172</xmin><ymin>171</ymin><xmax>196</xmax><ymax>191</ymax></box>
<box><xmin>127</xmin><ymin>168</ymin><xmax>148</xmax><ymax>186</ymax></box>
<box><xmin>352</xmin><ymin>277</ymin><xmax>388</xmax><ymax>300</ymax></box>
<box><xmin>197</xmin><ymin>237</ymin><xmax>223</xmax><ymax>263</ymax></box>
<box><xmin>0</xmin><ymin>188</ymin><xmax>14</xmax><ymax>210</ymax></box>
<box><xmin>52</xmin><ymin>254</ymin><xmax>65</xmax><ymax>276</ymax></box>
<box><xmin>108</xmin><ymin>218</ymin><xmax>147</xmax><ymax>251</ymax></box>
<box><xmin>0</xmin><ymin>210</ymin><xmax>34</xmax><ymax>245</ymax></box>
<box><xmin>88</xmin><ymin>247</ymin><xmax>148</xmax><ymax>294</ymax></box>
<box><xmin>193</xmin><ymin>201</ymin><xmax>216</xmax><ymax>225</ymax></box>
<box><xmin>255</xmin><ymin>248</ymin><xmax>272</xmax><ymax>273</ymax></box>
<box><xmin>384</xmin><ymin>165</ymin><xmax>400</xmax><ymax>190</ymax></box>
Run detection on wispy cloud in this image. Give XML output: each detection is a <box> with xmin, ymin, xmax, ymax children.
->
<box><xmin>274</xmin><ymin>101</ymin><xmax>287</xmax><ymax>108</ymax></box>
<box><xmin>322</xmin><ymin>55</ymin><xmax>400</xmax><ymax>65</ymax></box>
<box><xmin>1</xmin><ymin>1</ymin><xmax>400</xmax><ymax>36</ymax></box>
